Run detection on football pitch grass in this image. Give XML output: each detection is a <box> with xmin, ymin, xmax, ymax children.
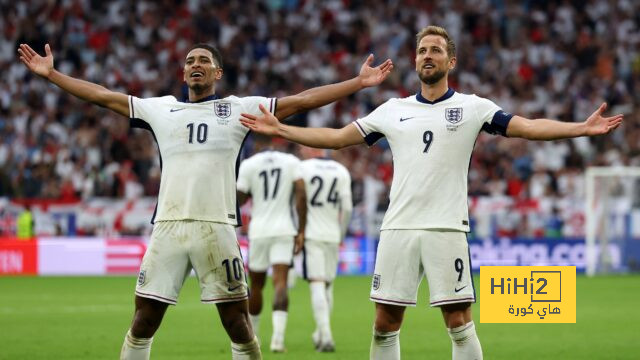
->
<box><xmin>1</xmin><ymin>274</ymin><xmax>638</xmax><ymax>359</ymax></box>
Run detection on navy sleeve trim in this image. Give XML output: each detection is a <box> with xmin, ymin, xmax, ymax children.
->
<box><xmin>481</xmin><ymin>110</ymin><xmax>513</xmax><ymax>137</ymax></box>
<box><xmin>354</xmin><ymin>120</ymin><xmax>367</xmax><ymax>136</ymax></box>
<box><xmin>271</xmin><ymin>98</ymin><xmax>277</xmax><ymax>115</ymax></box>
<box><xmin>364</xmin><ymin>132</ymin><xmax>385</xmax><ymax>146</ymax></box>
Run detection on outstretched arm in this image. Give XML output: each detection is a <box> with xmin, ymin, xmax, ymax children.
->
<box><xmin>274</xmin><ymin>54</ymin><xmax>393</xmax><ymax>120</ymax></box>
<box><xmin>241</xmin><ymin>104</ymin><xmax>365</xmax><ymax>149</ymax></box>
<box><xmin>18</xmin><ymin>44</ymin><xmax>129</xmax><ymax>117</ymax></box>
<box><xmin>506</xmin><ymin>103</ymin><xmax>623</xmax><ymax>140</ymax></box>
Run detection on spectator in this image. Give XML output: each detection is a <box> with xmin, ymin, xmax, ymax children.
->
<box><xmin>16</xmin><ymin>205</ymin><xmax>34</xmax><ymax>240</ymax></box>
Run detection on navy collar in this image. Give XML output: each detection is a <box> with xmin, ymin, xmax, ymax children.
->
<box><xmin>185</xmin><ymin>94</ymin><xmax>220</xmax><ymax>103</ymax></box>
<box><xmin>416</xmin><ymin>88</ymin><xmax>454</xmax><ymax>105</ymax></box>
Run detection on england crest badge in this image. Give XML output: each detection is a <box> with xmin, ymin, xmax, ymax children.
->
<box><xmin>372</xmin><ymin>274</ymin><xmax>381</xmax><ymax>290</ymax></box>
<box><xmin>445</xmin><ymin>107</ymin><xmax>463</xmax><ymax>124</ymax></box>
<box><xmin>215</xmin><ymin>102</ymin><xmax>231</xmax><ymax>118</ymax></box>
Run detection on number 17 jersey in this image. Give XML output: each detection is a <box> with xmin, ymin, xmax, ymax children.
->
<box><xmin>236</xmin><ymin>151</ymin><xmax>302</xmax><ymax>239</ymax></box>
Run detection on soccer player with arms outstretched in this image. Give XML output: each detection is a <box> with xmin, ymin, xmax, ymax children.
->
<box><xmin>239</xmin><ymin>26</ymin><xmax>623</xmax><ymax>360</ymax></box>
<box><xmin>236</xmin><ymin>135</ymin><xmax>307</xmax><ymax>352</ymax></box>
<box><xmin>18</xmin><ymin>42</ymin><xmax>392</xmax><ymax>360</ymax></box>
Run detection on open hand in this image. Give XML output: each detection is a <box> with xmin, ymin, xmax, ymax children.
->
<box><xmin>358</xmin><ymin>54</ymin><xmax>393</xmax><ymax>88</ymax></box>
<box><xmin>240</xmin><ymin>104</ymin><xmax>281</xmax><ymax>136</ymax></box>
<box><xmin>18</xmin><ymin>44</ymin><xmax>54</xmax><ymax>78</ymax></box>
<box><xmin>584</xmin><ymin>103</ymin><xmax>624</xmax><ymax>136</ymax></box>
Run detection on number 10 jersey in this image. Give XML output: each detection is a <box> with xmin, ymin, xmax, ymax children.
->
<box><xmin>129</xmin><ymin>94</ymin><xmax>276</xmax><ymax>225</ymax></box>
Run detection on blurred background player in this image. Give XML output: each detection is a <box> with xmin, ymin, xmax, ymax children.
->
<box><xmin>17</xmin><ymin>42</ymin><xmax>391</xmax><ymax>360</ymax></box>
<box><xmin>236</xmin><ymin>135</ymin><xmax>307</xmax><ymax>352</ymax></box>
<box><xmin>239</xmin><ymin>25</ymin><xmax>623</xmax><ymax>360</ymax></box>
<box><xmin>296</xmin><ymin>146</ymin><xmax>352</xmax><ymax>352</ymax></box>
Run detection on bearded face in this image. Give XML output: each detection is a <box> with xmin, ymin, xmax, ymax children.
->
<box><xmin>415</xmin><ymin>35</ymin><xmax>455</xmax><ymax>86</ymax></box>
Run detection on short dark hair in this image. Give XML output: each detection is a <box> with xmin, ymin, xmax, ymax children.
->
<box><xmin>187</xmin><ymin>43</ymin><xmax>223</xmax><ymax>68</ymax></box>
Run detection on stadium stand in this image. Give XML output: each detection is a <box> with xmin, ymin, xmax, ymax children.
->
<box><xmin>1</xmin><ymin>0</ymin><xmax>638</xmax><ymax>238</ymax></box>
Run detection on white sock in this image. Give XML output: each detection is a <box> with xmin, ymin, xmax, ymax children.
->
<box><xmin>369</xmin><ymin>329</ymin><xmax>400</xmax><ymax>360</ymax></box>
<box><xmin>325</xmin><ymin>282</ymin><xmax>334</xmax><ymax>312</ymax></box>
<box><xmin>120</xmin><ymin>329</ymin><xmax>153</xmax><ymax>360</ymax></box>
<box><xmin>448</xmin><ymin>321</ymin><xmax>483</xmax><ymax>360</ymax></box>
<box><xmin>231</xmin><ymin>336</ymin><xmax>262</xmax><ymax>360</ymax></box>
<box><xmin>271</xmin><ymin>310</ymin><xmax>287</xmax><ymax>343</ymax></box>
<box><xmin>249</xmin><ymin>314</ymin><xmax>260</xmax><ymax>339</ymax></box>
<box><xmin>310</xmin><ymin>281</ymin><xmax>332</xmax><ymax>342</ymax></box>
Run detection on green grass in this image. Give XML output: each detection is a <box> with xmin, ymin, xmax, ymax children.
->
<box><xmin>1</xmin><ymin>275</ymin><xmax>638</xmax><ymax>359</ymax></box>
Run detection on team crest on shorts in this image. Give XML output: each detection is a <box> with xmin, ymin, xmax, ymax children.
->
<box><xmin>137</xmin><ymin>270</ymin><xmax>146</xmax><ymax>286</ymax></box>
<box><xmin>445</xmin><ymin>107</ymin><xmax>463</xmax><ymax>124</ymax></box>
<box><xmin>215</xmin><ymin>102</ymin><xmax>231</xmax><ymax>119</ymax></box>
<box><xmin>372</xmin><ymin>274</ymin><xmax>381</xmax><ymax>290</ymax></box>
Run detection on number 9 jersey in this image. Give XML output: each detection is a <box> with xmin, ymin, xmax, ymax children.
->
<box><xmin>352</xmin><ymin>89</ymin><xmax>512</xmax><ymax>232</ymax></box>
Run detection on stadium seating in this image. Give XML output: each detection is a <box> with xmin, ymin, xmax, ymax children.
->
<box><xmin>1</xmin><ymin>0</ymin><xmax>638</xmax><ymax>238</ymax></box>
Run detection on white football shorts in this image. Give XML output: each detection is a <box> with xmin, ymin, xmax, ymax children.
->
<box><xmin>370</xmin><ymin>229</ymin><xmax>475</xmax><ymax>307</ymax></box>
<box><xmin>302</xmin><ymin>239</ymin><xmax>340</xmax><ymax>282</ymax></box>
<box><xmin>135</xmin><ymin>220</ymin><xmax>248</xmax><ymax>304</ymax></box>
<box><xmin>248</xmin><ymin>235</ymin><xmax>295</xmax><ymax>272</ymax></box>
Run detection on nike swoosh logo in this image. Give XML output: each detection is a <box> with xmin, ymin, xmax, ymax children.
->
<box><xmin>399</xmin><ymin>116</ymin><xmax>416</xmax><ymax>122</ymax></box>
<box><xmin>170</xmin><ymin>108</ymin><xmax>185</xmax><ymax>112</ymax></box>
<box><xmin>454</xmin><ymin>285</ymin><xmax>467</xmax><ymax>293</ymax></box>
<box><xmin>228</xmin><ymin>284</ymin><xmax>243</xmax><ymax>292</ymax></box>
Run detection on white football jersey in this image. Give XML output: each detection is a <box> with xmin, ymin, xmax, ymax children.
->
<box><xmin>297</xmin><ymin>158</ymin><xmax>352</xmax><ymax>243</ymax></box>
<box><xmin>237</xmin><ymin>150</ymin><xmax>302</xmax><ymax>238</ymax></box>
<box><xmin>128</xmin><ymin>94</ymin><xmax>277</xmax><ymax>225</ymax></box>
<box><xmin>353</xmin><ymin>89</ymin><xmax>512</xmax><ymax>232</ymax></box>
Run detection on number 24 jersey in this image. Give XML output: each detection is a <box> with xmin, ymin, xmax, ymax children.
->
<box><xmin>297</xmin><ymin>158</ymin><xmax>352</xmax><ymax>243</ymax></box>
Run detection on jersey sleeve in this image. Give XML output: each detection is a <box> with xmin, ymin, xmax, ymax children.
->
<box><xmin>352</xmin><ymin>101</ymin><xmax>389</xmax><ymax>146</ymax></box>
<box><xmin>474</xmin><ymin>96</ymin><xmax>513</xmax><ymax>137</ymax></box>
<box><xmin>236</xmin><ymin>159</ymin><xmax>252</xmax><ymax>194</ymax></box>
<box><xmin>129</xmin><ymin>96</ymin><xmax>164</xmax><ymax>130</ymax></box>
<box><xmin>240</xmin><ymin>96</ymin><xmax>278</xmax><ymax>117</ymax></box>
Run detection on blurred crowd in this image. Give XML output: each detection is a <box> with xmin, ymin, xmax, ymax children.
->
<box><xmin>1</xmin><ymin>0</ymin><xmax>639</xmax><ymax>237</ymax></box>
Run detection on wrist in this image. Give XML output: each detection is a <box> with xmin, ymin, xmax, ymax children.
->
<box><xmin>276</xmin><ymin>123</ymin><xmax>288</xmax><ymax>138</ymax></box>
<box><xmin>578</xmin><ymin>122</ymin><xmax>590</xmax><ymax>137</ymax></box>
<box><xmin>45</xmin><ymin>69</ymin><xmax>57</xmax><ymax>81</ymax></box>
